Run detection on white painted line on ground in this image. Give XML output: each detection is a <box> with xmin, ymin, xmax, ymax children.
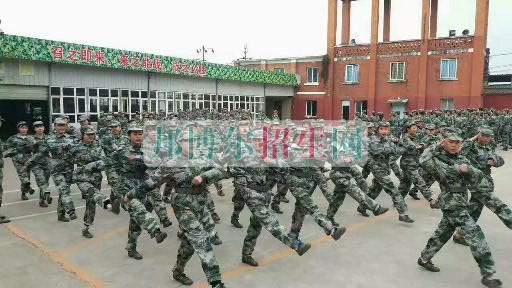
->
<box><xmin>10</xmin><ymin>205</ymin><xmax>86</xmax><ymax>221</ymax></box>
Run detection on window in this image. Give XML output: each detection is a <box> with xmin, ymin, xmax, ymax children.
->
<box><xmin>355</xmin><ymin>101</ymin><xmax>368</xmax><ymax>116</ymax></box>
<box><xmin>306</xmin><ymin>67</ymin><xmax>319</xmax><ymax>84</ymax></box>
<box><xmin>274</xmin><ymin>68</ymin><xmax>285</xmax><ymax>74</ymax></box>
<box><xmin>345</xmin><ymin>64</ymin><xmax>359</xmax><ymax>83</ymax></box>
<box><xmin>306</xmin><ymin>100</ymin><xmax>317</xmax><ymax>117</ymax></box>
<box><xmin>440</xmin><ymin>59</ymin><xmax>457</xmax><ymax>80</ymax></box>
<box><xmin>390</xmin><ymin>62</ymin><xmax>406</xmax><ymax>81</ymax></box>
<box><xmin>441</xmin><ymin>99</ymin><xmax>454</xmax><ymax>110</ymax></box>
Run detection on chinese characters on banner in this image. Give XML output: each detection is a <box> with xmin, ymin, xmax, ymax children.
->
<box><xmin>50</xmin><ymin>46</ymin><xmax>207</xmax><ymax>77</ymax></box>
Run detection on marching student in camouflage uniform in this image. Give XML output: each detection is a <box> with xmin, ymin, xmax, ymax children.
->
<box><xmin>27</xmin><ymin>117</ymin><xmax>77</xmax><ymax>222</ymax></box>
<box><xmin>0</xmin><ymin>115</ymin><xmax>11</xmax><ymax>224</ymax></box>
<box><xmin>70</xmin><ymin>126</ymin><xmax>120</xmax><ymax>238</ymax></box>
<box><xmin>397</xmin><ymin>121</ymin><xmax>437</xmax><ymax>205</ymax></box>
<box><xmin>364</xmin><ymin>121</ymin><xmax>414</xmax><ymax>223</ymax></box>
<box><xmin>417</xmin><ymin>128</ymin><xmax>503</xmax><ymax>288</ymax></box>
<box><xmin>116</xmin><ymin>123</ymin><xmax>167</xmax><ymax>260</ymax></box>
<box><xmin>5</xmin><ymin>121</ymin><xmax>35</xmax><ymax>201</ymax></box>
<box><xmin>100</xmin><ymin>120</ymin><xmax>128</xmax><ymax>212</ymax></box>
<box><xmin>229</xmin><ymin>130</ymin><xmax>312</xmax><ymax>267</ymax></box>
<box><xmin>452</xmin><ymin>127</ymin><xmax>512</xmax><ymax>246</ymax></box>
<box><xmin>29</xmin><ymin>121</ymin><xmax>53</xmax><ymax>207</ymax></box>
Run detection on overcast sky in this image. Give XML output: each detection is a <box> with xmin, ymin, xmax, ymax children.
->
<box><xmin>1</xmin><ymin>0</ymin><xmax>511</xmax><ymax>73</ymax></box>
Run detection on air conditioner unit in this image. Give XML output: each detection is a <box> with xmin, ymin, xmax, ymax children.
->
<box><xmin>449</xmin><ymin>30</ymin><xmax>456</xmax><ymax>37</ymax></box>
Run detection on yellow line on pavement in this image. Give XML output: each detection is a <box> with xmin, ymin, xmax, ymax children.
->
<box><xmin>2</xmin><ymin>223</ymin><xmax>106</xmax><ymax>288</ymax></box>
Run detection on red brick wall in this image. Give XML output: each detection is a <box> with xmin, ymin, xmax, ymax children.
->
<box><xmin>483</xmin><ymin>94</ymin><xmax>512</xmax><ymax>109</ymax></box>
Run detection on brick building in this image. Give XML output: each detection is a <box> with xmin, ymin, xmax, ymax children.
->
<box><xmin>236</xmin><ymin>0</ymin><xmax>493</xmax><ymax>120</ymax></box>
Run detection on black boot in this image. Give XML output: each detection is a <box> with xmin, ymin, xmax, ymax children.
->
<box><xmin>163</xmin><ymin>197</ymin><xmax>172</xmax><ymax>204</ymax></box>
<box><xmin>399</xmin><ymin>215</ymin><xmax>414</xmax><ymax>223</ymax></box>
<box><xmin>210</xmin><ymin>234</ymin><xmax>222</xmax><ymax>246</ymax></box>
<box><xmin>417</xmin><ymin>258</ymin><xmax>440</xmax><ymax>272</ymax></box>
<box><xmin>357</xmin><ymin>206</ymin><xmax>369</xmax><ymax>217</ymax></box>
<box><xmin>111</xmin><ymin>198</ymin><xmax>121</xmax><ymax>215</ymax></box>
<box><xmin>331</xmin><ymin>227</ymin><xmax>347</xmax><ymax>241</ymax></box>
<box><xmin>82</xmin><ymin>228</ymin><xmax>93</xmax><ymax>239</ymax></box>
<box><xmin>102</xmin><ymin>199</ymin><xmax>112</xmax><ymax>210</ymax></box>
<box><xmin>173</xmin><ymin>268</ymin><xmax>193</xmax><ymax>286</ymax></box>
<box><xmin>281</xmin><ymin>196</ymin><xmax>290</xmax><ymax>203</ymax></box>
<box><xmin>231</xmin><ymin>216</ymin><xmax>243</xmax><ymax>229</ymax></box>
<box><xmin>328</xmin><ymin>217</ymin><xmax>340</xmax><ymax>227</ymax></box>
<box><xmin>128</xmin><ymin>250</ymin><xmax>143</xmax><ymax>260</ymax></box>
<box><xmin>161</xmin><ymin>218</ymin><xmax>173</xmax><ymax>228</ymax></box>
<box><xmin>481</xmin><ymin>276</ymin><xmax>503</xmax><ymax>288</ymax></box>
<box><xmin>69</xmin><ymin>212</ymin><xmax>77</xmax><ymax>221</ymax></box>
<box><xmin>45</xmin><ymin>193</ymin><xmax>53</xmax><ymax>205</ymax></box>
<box><xmin>177</xmin><ymin>230</ymin><xmax>185</xmax><ymax>240</ymax></box>
<box><xmin>39</xmin><ymin>200</ymin><xmax>48</xmax><ymax>208</ymax></box>
<box><xmin>153</xmin><ymin>230</ymin><xmax>167</xmax><ymax>244</ymax></box>
<box><xmin>271</xmin><ymin>204</ymin><xmax>283</xmax><ymax>214</ymax></box>
<box><xmin>210</xmin><ymin>280</ymin><xmax>226</xmax><ymax>288</ymax></box>
<box><xmin>21</xmin><ymin>193</ymin><xmax>29</xmax><ymax>201</ymax></box>
<box><xmin>294</xmin><ymin>241</ymin><xmax>312</xmax><ymax>256</ymax></box>
<box><xmin>0</xmin><ymin>217</ymin><xmax>10</xmax><ymax>224</ymax></box>
<box><xmin>58</xmin><ymin>214</ymin><xmax>69</xmax><ymax>222</ymax></box>
<box><xmin>242</xmin><ymin>255</ymin><xmax>259</xmax><ymax>267</ymax></box>
<box><xmin>409</xmin><ymin>193</ymin><xmax>421</xmax><ymax>200</ymax></box>
<box><xmin>373</xmin><ymin>206</ymin><xmax>389</xmax><ymax>216</ymax></box>
<box><xmin>211</xmin><ymin>212</ymin><xmax>221</xmax><ymax>224</ymax></box>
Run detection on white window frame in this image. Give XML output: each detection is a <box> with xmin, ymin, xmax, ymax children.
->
<box><xmin>344</xmin><ymin>64</ymin><xmax>359</xmax><ymax>83</ymax></box>
<box><xmin>389</xmin><ymin>62</ymin><xmax>406</xmax><ymax>81</ymax></box>
<box><xmin>306</xmin><ymin>67</ymin><xmax>319</xmax><ymax>85</ymax></box>
<box><xmin>274</xmin><ymin>68</ymin><xmax>285</xmax><ymax>74</ymax></box>
<box><xmin>441</xmin><ymin>99</ymin><xmax>454</xmax><ymax>110</ymax></box>
<box><xmin>440</xmin><ymin>59</ymin><xmax>457</xmax><ymax>80</ymax></box>
<box><xmin>305</xmin><ymin>100</ymin><xmax>318</xmax><ymax>117</ymax></box>
<box><xmin>355</xmin><ymin>100</ymin><xmax>368</xmax><ymax>116</ymax></box>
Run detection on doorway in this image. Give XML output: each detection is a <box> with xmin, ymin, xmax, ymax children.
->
<box><xmin>341</xmin><ymin>101</ymin><xmax>350</xmax><ymax>120</ymax></box>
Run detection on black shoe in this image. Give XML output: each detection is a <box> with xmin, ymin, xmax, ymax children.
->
<box><xmin>210</xmin><ymin>281</ymin><xmax>226</xmax><ymax>288</ymax></box>
<box><xmin>482</xmin><ymin>276</ymin><xmax>503</xmax><ymax>288</ymax></box>
<box><xmin>210</xmin><ymin>234</ymin><xmax>222</xmax><ymax>246</ymax></box>
<box><xmin>28</xmin><ymin>188</ymin><xmax>35</xmax><ymax>195</ymax></box>
<box><xmin>162</xmin><ymin>218</ymin><xmax>173</xmax><ymax>228</ymax></box>
<box><xmin>177</xmin><ymin>231</ymin><xmax>185</xmax><ymax>240</ymax></box>
<box><xmin>69</xmin><ymin>212</ymin><xmax>77</xmax><ymax>221</ymax></box>
<box><xmin>163</xmin><ymin>197</ymin><xmax>172</xmax><ymax>204</ymax></box>
<box><xmin>45</xmin><ymin>194</ymin><xmax>53</xmax><ymax>205</ymax></box>
<box><xmin>21</xmin><ymin>193</ymin><xmax>29</xmax><ymax>201</ymax></box>
<box><xmin>331</xmin><ymin>227</ymin><xmax>347</xmax><ymax>241</ymax></box>
<box><xmin>357</xmin><ymin>206</ymin><xmax>369</xmax><ymax>217</ymax></box>
<box><xmin>0</xmin><ymin>217</ymin><xmax>11</xmax><ymax>224</ymax></box>
<box><xmin>328</xmin><ymin>217</ymin><xmax>340</xmax><ymax>227</ymax></box>
<box><xmin>271</xmin><ymin>205</ymin><xmax>283</xmax><ymax>214</ymax></box>
<box><xmin>82</xmin><ymin>228</ymin><xmax>93</xmax><ymax>239</ymax></box>
<box><xmin>231</xmin><ymin>218</ymin><xmax>243</xmax><ymax>229</ymax></box>
<box><xmin>58</xmin><ymin>215</ymin><xmax>70</xmax><ymax>222</ymax></box>
<box><xmin>173</xmin><ymin>270</ymin><xmax>193</xmax><ymax>286</ymax></box>
<box><xmin>295</xmin><ymin>241</ymin><xmax>312</xmax><ymax>256</ymax></box>
<box><xmin>102</xmin><ymin>199</ymin><xmax>111</xmax><ymax>210</ymax></box>
<box><xmin>128</xmin><ymin>250</ymin><xmax>143</xmax><ymax>260</ymax></box>
<box><xmin>211</xmin><ymin>212</ymin><xmax>221</xmax><ymax>224</ymax></box>
<box><xmin>111</xmin><ymin>198</ymin><xmax>121</xmax><ymax>215</ymax></box>
<box><xmin>373</xmin><ymin>206</ymin><xmax>389</xmax><ymax>216</ymax></box>
<box><xmin>154</xmin><ymin>230</ymin><xmax>167</xmax><ymax>244</ymax></box>
<box><xmin>81</xmin><ymin>194</ymin><xmax>87</xmax><ymax>199</ymax></box>
<box><xmin>217</xmin><ymin>189</ymin><xmax>225</xmax><ymax>197</ymax></box>
<box><xmin>417</xmin><ymin>258</ymin><xmax>440</xmax><ymax>272</ymax></box>
<box><xmin>281</xmin><ymin>196</ymin><xmax>290</xmax><ymax>203</ymax></box>
<box><xmin>242</xmin><ymin>255</ymin><xmax>259</xmax><ymax>267</ymax></box>
<box><xmin>39</xmin><ymin>200</ymin><xmax>48</xmax><ymax>208</ymax></box>
<box><xmin>409</xmin><ymin>193</ymin><xmax>421</xmax><ymax>200</ymax></box>
<box><xmin>452</xmin><ymin>235</ymin><xmax>469</xmax><ymax>246</ymax></box>
<box><xmin>399</xmin><ymin>215</ymin><xmax>414</xmax><ymax>223</ymax></box>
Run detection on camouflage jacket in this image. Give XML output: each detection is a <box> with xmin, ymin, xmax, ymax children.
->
<box><xmin>28</xmin><ymin>134</ymin><xmax>50</xmax><ymax>166</ymax></box>
<box><xmin>114</xmin><ymin>143</ymin><xmax>147</xmax><ymax>180</ymax></box>
<box><xmin>0</xmin><ymin>139</ymin><xmax>4</xmax><ymax>168</ymax></box>
<box><xmin>421</xmin><ymin>149</ymin><xmax>483</xmax><ymax>211</ymax></box>
<box><xmin>70</xmin><ymin>141</ymin><xmax>105</xmax><ymax>183</ymax></box>
<box><xmin>367</xmin><ymin>135</ymin><xmax>397</xmax><ymax>171</ymax></box>
<box><xmin>100</xmin><ymin>132</ymin><xmax>129</xmax><ymax>167</ymax></box>
<box><xmin>30</xmin><ymin>133</ymin><xmax>75</xmax><ymax>174</ymax></box>
<box><xmin>5</xmin><ymin>134</ymin><xmax>32</xmax><ymax>164</ymax></box>
<box><xmin>460</xmin><ymin>140</ymin><xmax>504</xmax><ymax>192</ymax></box>
<box><xmin>399</xmin><ymin>134</ymin><xmax>424</xmax><ymax>169</ymax></box>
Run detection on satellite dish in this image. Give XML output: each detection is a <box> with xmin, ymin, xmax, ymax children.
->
<box><xmin>462</xmin><ymin>29</ymin><xmax>470</xmax><ymax>36</ymax></box>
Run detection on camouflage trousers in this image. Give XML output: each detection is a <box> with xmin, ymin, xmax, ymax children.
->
<box><xmin>361</xmin><ymin>163</ymin><xmax>371</xmax><ymax>179</ymax></box>
<box><xmin>173</xmin><ymin>201</ymin><xmax>222</xmax><ymax>283</ymax></box>
<box><xmin>408</xmin><ymin>167</ymin><xmax>436</xmax><ymax>197</ymax></box>
<box><xmin>270</xmin><ymin>182</ymin><xmax>289</xmax><ymax>207</ymax></box>
<box><xmin>163</xmin><ymin>180</ymin><xmax>176</xmax><ymax>200</ymax></box>
<box><xmin>12</xmin><ymin>161</ymin><xmax>31</xmax><ymax>194</ymax></box>
<box><xmin>327</xmin><ymin>177</ymin><xmax>380</xmax><ymax>220</ymax></box>
<box><xmin>287</xmin><ymin>175</ymin><xmax>334</xmax><ymax>239</ymax></box>
<box><xmin>147</xmin><ymin>186</ymin><xmax>171</xmax><ymax>224</ymax></box>
<box><xmin>76</xmin><ymin>181</ymin><xmax>109</xmax><ymax>226</ymax></box>
<box><xmin>105</xmin><ymin>168</ymin><xmax>121</xmax><ymax>202</ymax></box>
<box><xmin>241</xmin><ymin>187</ymin><xmax>296</xmax><ymax>257</ymax></box>
<box><xmin>126</xmin><ymin>198</ymin><xmax>161</xmax><ymax>252</ymax></box>
<box><xmin>420</xmin><ymin>209</ymin><xmax>496</xmax><ymax>277</ymax></box>
<box><xmin>52</xmin><ymin>172</ymin><xmax>76</xmax><ymax>216</ymax></box>
<box><xmin>368</xmin><ymin>170</ymin><xmax>408</xmax><ymax>215</ymax></box>
<box><xmin>390</xmin><ymin>160</ymin><xmax>403</xmax><ymax>181</ymax></box>
<box><xmin>231</xmin><ymin>181</ymin><xmax>245</xmax><ymax>221</ymax></box>
<box><xmin>0</xmin><ymin>161</ymin><xmax>4</xmax><ymax>217</ymax></box>
<box><xmin>457</xmin><ymin>190</ymin><xmax>512</xmax><ymax>233</ymax></box>
<box><xmin>501</xmin><ymin>130</ymin><xmax>511</xmax><ymax>150</ymax></box>
<box><xmin>32</xmin><ymin>164</ymin><xmax>51</xmax><ymax>200</ymax></box>
<box><xmin>397</xmin><ymin>165</ymin><xmax>432</xmax><ymax>201</ymax></box>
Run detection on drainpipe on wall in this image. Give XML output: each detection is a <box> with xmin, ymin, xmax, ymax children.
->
<box><xmin>47</xmin><ymin>63</ymin><xmax>52</xmax><ymax>125</ymax></box>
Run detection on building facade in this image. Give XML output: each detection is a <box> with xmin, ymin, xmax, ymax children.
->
<box><xmin>236</xmin><ymin>0</ymin><xmax>491</xmax><ymax>120</ymax></box>
<box><xmin>0</xmin><ymin>34</ymin><xmax>297</xmax><ymax>137</ymax></box>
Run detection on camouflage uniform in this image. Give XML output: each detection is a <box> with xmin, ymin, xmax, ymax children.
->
<box><xmin>29</xmin><ymin>133</ymin><xmax>52</xmax><ymax>206</ymax></box>
<box><xmin>418</xmin><ymin>130</ymin><xmax>500</xmax><ymax>284</ymax></box>
<box><xmin>100</xmin><ymin>123</ymin><xmax>129</xmax><ymax>204</ymax></box>
<box><xmin>366</xmin><ymin>122</ymin><xmax>412</xmax><ymax>221</ymax></box>
<box><xmin>6</xmin><ymin>131</ymin><xmax>34</xmax><ymax>199</ymax></box>
<box><xmin>0</xmin><ymin>137</ymin><xmax>10</xmax><ymax>223</ymax></box>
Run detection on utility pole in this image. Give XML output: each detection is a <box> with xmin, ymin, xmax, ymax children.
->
<box><xmin>196</xmin><ymin>45</ymin><xmax>214</xmax><ymax>62</ymax></box>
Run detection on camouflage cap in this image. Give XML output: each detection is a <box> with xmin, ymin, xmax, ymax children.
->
<box><xmin>238</xmin><ymin>119</ymin><xmax>250</xmax><ymax>126</ymax></box>
<box><xmin>81</xmin><ymin>126</ymin><xmax>96</xmax><ymax>134</ymax></box>
<box><xmin>127</xmin><ymin>122</ymin><xmax>144</xmax><ymax>132</ymax></box>
<box><xmin>445</xmin><ymin>128</ymin><xmax>463</xmax><ymax>141</ymax></box>
<box><xmin>377</xmin><ymin>121</ymin><xmax>390</xmax><ymax>128</ymax></box>
<box><xmin>425</xmin><ymin>124</ymin><xmax>436</xmax><ymax>130</ymax></box>
<box><xmin>109</xmin><ymin>120</ymin><xmax>121</xmax><ymax>127</ymax></box>
<box><xmin>78</xmin><ymin>115</ymin><xmax>90</xmax><ymax>122</ymax></box>
<box><xmin>17</xmin><ymin>121</ymin><xmax>28</xmax><ymax>129</ymax></box>
<box><xmin>366</xmin><ymin>122</ymin><xmax>375</xmax><ymax>128</ymax></box>
<box><xmin>437</xmin><ymin>122</ymin><xmax>447</xmax><ymax>128</ymax></box>
<box><xmin>404</xmin><ymin>120</ymin><xmax>417</xmax><ymax>129</ymax></box>
<box><xmin>54</xmin><ymin>117</ymin><xmax>68</xmax><ymax>125</ymax></box>
<box><xmin>479</xmin><ymin>126</ymin><xmax>494</xmax><ymax>137</ymax></box>
<box><xmin>33</xmin><ymin>120</ymin><xmax>44</xmax><ymax>126</ymax></box>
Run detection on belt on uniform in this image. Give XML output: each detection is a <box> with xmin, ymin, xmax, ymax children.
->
<box><xmin>446</xmin><ymin>185</ymin><xmax>467</xmax><ymax>193</ymax></box>
<box><xmin>290</xmin><ymin>170</ymin><xmax>311</xmax><ymax>178</ymax></box>
<box><xmin>176</xmin><ymin>186</ymin><xmax>204</xmax><ymax>195</ymax></box>
<box><xmin>247</xmin><ymin>184</ymin><xmax>266</xmax><ymax>192</ymax></box>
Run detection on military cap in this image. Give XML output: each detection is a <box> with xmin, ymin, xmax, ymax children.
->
<box><xmin>445</xmin><ymin>128</ymin><xmax>463</xmax><ymax>141</ymax></box>
<box><xmin>425</xmin><ymin>124</ymin><xmax>436</xmax><ymax>130</ymax></box>
<box><xmin>404</xmin><ymin>120</ymin><xmax>417</xmax><ymax>129</ymax></box>
<box><xmin>377</xmin><ymin>121</ymin><xmax>390</xmax><ymax>128</ymax></box>
<box><xmin>17</xmin><ymin>121</ymin><xmax>28</xmax><ymax>129</ymax></box>
<box><xmin>238</xmin><ymin>119</ymin><xmax>250</xmax><ymax>126</ymax></box>
<box><xmin>78</xmin><ymin>115</ymin><xmax>90</xmax><ymax>122</ymax></box>
<box><xmin>54</xmin><ymin>117</ymin><xmax>68</xmax><ymax>125</ymax></box>
<box><xmin>33</xmin><ymin>120</ymin><xmax>44</xmax><ymax>126</ymax></box>
<box><xmin>366</xmin><ymin>122</ymin><xmax>375</xmax><ymax>128</ymax></box>
<box><xmin>81</xmin><ymin>126</ymin><xmax>96</xmax><ymax>134</ymax></box>
<box><xmin>479</xmin><ymin>126</ymin><xmax>494</xmax><ymax>137</ymax></box>
<box><xmin>127</xmin><ymin>122</ymin><xmax>144</xmax><ymax>132</ymax></box>
<box><xmin>437</xmin><ymin>122</ymin><xmax>447</xmax><ymax>128</ymax></box>
<box><xmin>109</xmin><ymin>120</ymin><xmax>121</xmax><ymax>127</ymax></box>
